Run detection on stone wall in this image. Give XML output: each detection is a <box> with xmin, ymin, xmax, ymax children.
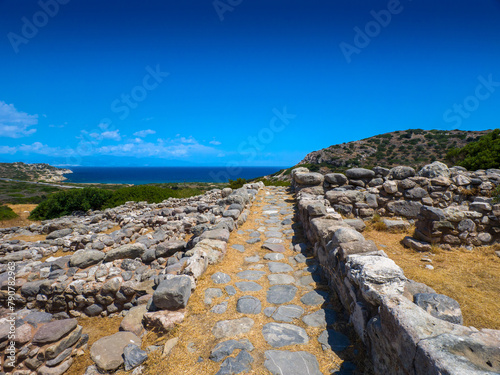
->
<box><xmin>292</xmin><ymin>161</ymin><xmax>500</xmax><ymax>247</ymax></box>
<box><xmin>0</xmin><ymin>183</ymin><xmax>264</xmax><ymax>374</ymax></box>
<box><xmin>293</xmin><ymin>187</ymin><xmax>500</xmax><ymax>375</ymax></box>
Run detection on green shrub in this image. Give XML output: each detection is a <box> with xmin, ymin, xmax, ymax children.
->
<box><xmin>228</xmin><ymin>178</ymin><xmax>247</xmax><ymax>189</ymax></box>
<box><xmin>0</xmin><ymin>205</ymin><xmax>18</xmax><ymax>220</ymax></box>
<box><xmin>446</xmin><ymin>129</ymin><xmax>500</xmax><ymax>170</ymax></box>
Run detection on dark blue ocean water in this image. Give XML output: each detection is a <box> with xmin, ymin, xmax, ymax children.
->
<box><xmin>64</xmin><ymin>166</ymin><xmax>285</xmax><ymax>185</ymax></box>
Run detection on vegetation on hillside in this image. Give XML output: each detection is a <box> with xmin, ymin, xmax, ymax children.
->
<box><xmin>446</xmin><ymin>129</ymin><xmax>500</xmax><ymax>170</ymax></box>
<box><xmin>29</xmin><ymin>185</ymin><xmax>204</xmax><ymax>220</ymax></box>
<box><xmin>294</xmin><ymin>129</ymin><xmax>489</xmax><ymax>175</ymax></box>
<box><xmin>0</xmin><ymin>162</ymin><xmax>71</xmax><ymax>182</ymax></box>
<box><xmin>0</xmin><ymin>205</ymin><xmax>18</xmax><ymax>220</ymax></box>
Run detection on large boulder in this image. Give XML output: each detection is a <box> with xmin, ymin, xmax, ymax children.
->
<box><xmin>345</xmin><ymin>168</ymin><xmax>375</xmax><ymax>180</ymax></box>
<box><xmin>152</xmin><ymin>276</ymin><xmax>192</xmax><ymax>310</ymax></box>
<box><xmin>90</xmin><ymin>331</ymin><xmax>141</xmax><ymax>371</ymax></box>
<box><xmin>324</xmin><ymin>173</ymin><xmax>348</xmax><ymax>186</ymax></box>
<box><xmin>155</xmin><ymin>240</ymin><xmax>186</xmax><ymax>258</ymax></box>
<box><xmin>294</xmin><ymin>172</ymin><xmax>324</xmax><ymax>186</ymax></box>
<box><xmin>69</xmin><ymin>250</ymin><xmax>104</xmax><ymax>269</ymax></box>
<box><xmin>387</xmin><ymin>200</ymin><xmax>422</xmax><ymax>218</ymax></box>
<box><xmin>46</xmin><ymin>228</ymin><xmax>73</xmax><ymax>240</ymax></box>
<box><xmin>104</xmin><ymin>243</ymin><xmax>146</xmax><ymax>262</ymax></box>
<box><xmin>388</xmin><ymin>166</ymin><xmax>416</xmax><ymax>180</ymax></box>
<box><xmin>32</xmin><ymin>319</ymin><xmax>78</xmax><ymax>345</ymax></box>
<box><xmin>418</xmin><ymin>161</ymin><xmax>450</xmax><ymax>178</ymax></box>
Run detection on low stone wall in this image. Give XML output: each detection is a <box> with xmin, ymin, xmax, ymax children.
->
<box><xmin>0</xmin><ymin>183</ymin><xmax>264</xmax><ymax>373</ymax></box>
<box><xmin>0</xmin><ymin>313</ymin><xmax>87</xmax><ymax>374</ymax></box>
<box><xmin>294</xmin><ymin>186</ymin><xmax>500</xmax><ymax>374</ymax></box>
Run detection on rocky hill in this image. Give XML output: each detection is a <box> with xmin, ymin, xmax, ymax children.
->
<box><xmin>0</xmin><ymin>162</ymin><xmax>72</xmax><ymax>182</ymax></box>
<box><xmin>298</xmin><ymin>129</ymin><xmax>490</xmax><ymax>173</ymax></box>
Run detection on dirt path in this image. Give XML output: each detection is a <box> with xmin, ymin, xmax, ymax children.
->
<box><xmin>142</xmin><ymin>186</ymin><xmax>361</xmax><ymax>375</ymax></box>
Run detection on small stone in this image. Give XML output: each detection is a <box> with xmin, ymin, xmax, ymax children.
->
<box><xmin>302</xmin><ymin>309</ymin><xmax>336</xmax><ymax>327</ymax></box>
<box><xmin>212</xmin><ymin>318</ymin><xmax>254</xmax><ymax>339</ymax></box>
<box><xmin>216</xmin><ymin>350</ymin><xmax>253</xmax><ymax>375</ymax></box>
<box><xmin>264</xmin><ymin>307</ymin><xmax>276</xmax><ymax>317</ymax></box>
<box><xmin>236</xmin><ymin>296</ymin><xmax>262</xmax><ymax>314</ymax></box>
<box><xmin>123</xmin><ymin>344</ymin><xmax>148</xmax><ymax>371</ymax></box>
<box><xmin>264</xmin><ymin>350</ymin><xmax>321</xmax><ymax>375</ymax></box>
<box><xmin>267</xmin><ymin>285</ymin><xmax>297</xmax><ymax>304</ymax></box>
<box><xmin>272</xmin><ymin>305</ymin><xmax>304</xmax><ymax>322</ymax></box>
<box><xmin>268</xmin><ymin>274</ymin><xmax>295</xmax><ymax>285</ymax></box>
<box><xmin>300</xmin><ymin>290</ymin><xmax>329</xmax><ymax>306</ymax></box>
<box><xmin>210</xmin><ymin>339</ymin><xmax>254</xmax><ymax>362</ymax></box>
<box><xmin>262</xmin><ymin>243</ymin><xmax>286</xmax><ymax>253</ymax></box>
<box><xmin>212</xmin><ymin>272</ymin><xmax>231</xmax><ymax>284</ymax></box>
<box><xmin>205</xmin><ymin>288</ymin><xmax>223</xmax><ymax>305</ymax></box>
<box><xmin>236</xmin><ymin>270</ymin><xmax>266</xmax><ymax>281</ymax></box>
<box><xmin>246</xmin><ymin>238</ymin><xmax>261</xmax><ymax>244</ymax></box>
<box><xmin>232</xmin><ymin>245</ymin><xmax>246</xmax><ymax>252</ymax></box>
<box><xmin>245</xmin><ymin>255</ymin><xmax>260</xmax><ymax>263</ymax></box>
<box><xmin>268</xmin><ymin>262</ymin><xmax>293</xmax><ymax>273</ymax></box>
<box><xmin>262</xmin><ymin>323</ymin><xmax>309</xmax><ymax>347</ymax></box>
<box><xmin>264</xmin><ymin>253</ymin><xmax>284</xmax><ymax>260</ymax></box>
<box><xmin>225</xmin><ymin>285</ymin><xmax>237</xmax><ymax>296</ymax></box>
<box><xmin>294</xmin><ymin>254</ymin><xmax>307</xmax><ymax>263</ymax></box>
<box><xmin>90</xmin><ymin>331</ymin><xmax>141</xmax><ymax>371</ymax></box>
<box><xmin>235</xmin><ymin>281</ymin><xmax>262</xmax><ymax>292</ymax></box>
<box><xmin>153</xmin><ymin>275</ymin><xmax>192</xmax><ymax>310</ymax></box>
<box><xmin>425</xmin><ymin>265</ymin><xmax>434</xmax><ymax>270</ymax></box>
<box><xmin>162</xmin><ymin>337</ymin><xmax>179</xmax><ymax>358</ymax></box>
<box><xmin>211</xmin><ymin>301</ymin><xmax>229</xmax><ymax>314</ymax></box>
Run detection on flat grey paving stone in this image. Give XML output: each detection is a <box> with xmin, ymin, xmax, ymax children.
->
<box><xmin>244</xmin><ymin>255</ymin><xmax>260</xmax><ymax>263</ymax></box>
<box><xmin>210</xmin><ymin>339</ymin><xmax>254</xmax><ymax>362</ymax></box>
<box><xmin>272</xmin><ymin>305</ymin><xmax>304</xmax><ymax>322</ymax></box>
<box><xmin>299</xmin><ymin>274</ymin><xmax>314</xmax><ymax>286</ymax></box>
<box><xmin>212</xmin><ymin>317</ymin><xmax>254</xmax><ymax>339</ymax></box>
<box><xmin>268</xmin><ymin>262</ymin><xmax>293</xmax><ymax>273</ymax></box>
<box><xmin>294</xmin><ymin>254</ymin><xmax>307</xmax><ymax>263</ymax></box>
<box><xmin>281</xmin><ymin>218</ymin><xmax>293</xmax><ymax>225</ymax></box>
<box><xmin>232</xmin><ymin>244</ymin><xmax>245</xmax><ymax>252</ymax></box>
<box><xmin>264</xmin><ymin>253</ymin><xmax>284</xmax><ymax>260</ymax></box>
<box><xmin>216</xmin><ymin>350</ymin><xmax>253</xmax><ymax>375</ymax></box>
<box><xmin>205</xmin><ymin>288</ymin><xmax>223</xmax><ymax>304</ymax></box>
<box><xmin>246</xmin><ymin>238</ymin><xmax>261</xmax><ymax>244</ymax></box>
<box><xmin>237</xmin><ymin>230</ymin><xmax>245</xmax><ymax>235</ymax></box>
<box><xmin>302</xmin><ymin>309</ymin><xmax>337</xmax><ymax>327</ymax></box>
<box><xmin>264</xmin><ymin>238</ymin><xmax>283</xmax><ymax>244</ymax></box>
<box><xmin>288</xmin><ymin>257</ymin><xmax>297</xmax><ymax>266</ymax></box>
<box><xmin>262</xmin><ymin>323</ymin><xmax>309</xmax><ymax>347</ymax></box>
<box><xmin>264</xmin><ymin>350</ymin><xmax>321</xmax><ymax>375</ymax></box>
<box><xmin>235</xmin><ymin>281</ymin><xmax>262</xmax><ymax>292</ymax></box>
<box><xmin>265</xmin><ymin>219</ymin><xmax>280</xmax><ymax>224</ymax></box>
<box><xmin>225</xmin><ymin>285</ymin><xmax>237</xmax><ymax>296</ymax></box>
<box><xmin>263</xmin><ymin>210</ymin><xmax>279</xmax><ymax>215</ymax></box>
<box><xmin>212</xmin><ymin>272</ymin><xmax>231</xmax><ymax>284</ymax></box>
<box><xmin>262</xmin><ymin>243</ymin><xmax>286</xmax><ymax>253</ymax></box>
<box><xmin>265</xmin><ymin>231</ymin><xmax>283</xmax><ymax>238</ymax></box>
<box><xmin>318</xmin><ymin>329</ymin><xmax>350</xmax><ymax>352</ymax></box>
<box><xmin>267</xmin><ymin>274</ymin><xmax>295</xmax><ymax>285</ymax></box>
<box><xmin>283</xmin><ymin>229</ymin><xmax>294</xmax><ymax>234</ymax></box>
<box><xmin>300</xmin><ymin>290</ymin><xmax>329</xmax><ymax>306</ymax></box>
<box><xmin>236</xmin><ymin>296</ymin><xmax>262</xmax><ymax>314</ymax></box>
<box><xmin>249</xmin><ymin>231</ymin><xmax>261</xmax><ymax>237</ymax></box>
<box><xmin>264</xmin><ymin>307</ymin><xmax>276</xmax><ymax>317</ymax></box>
<box><xmin>249</xmin><ymin>264</ymin><xmax>264</xmax><ymax>270</ymax></box>
<box><xmin>211</xmin><ymin>301</ymin><xmax>228</xmax><ymax>314</ymax></box>
<box><xmin>267</xmin><ymin>285</ymin><xmax>297</xmax><ymax>304</ymax></box>
<box><xmin>236</xmin><ymin>270</ymin><xmax>266</xmax><ymax>281</ymax></box>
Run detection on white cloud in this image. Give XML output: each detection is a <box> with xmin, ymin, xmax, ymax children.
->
<box><xmin>210</xmin><ymin>139</ymin><xmax>222</xmax><ymax>145</ymax></box>
<box><xmin>0</xmin><ymin>145</ymin><xmax>17</xmax><ymax>154</ymax></box>
<box><xmin>0</xmin><ymin>101</ymin><xmax>38</xmax><ymax>138</ymax></box>
<box><xmin>89</xmin><ymin>129</ymin><xmax>121</xmax><ymax>141</ymax></box>
<box><xmin>133</xmin><ymin>129</ymin><xmax>156</xmax><ymax>137</ymax></box>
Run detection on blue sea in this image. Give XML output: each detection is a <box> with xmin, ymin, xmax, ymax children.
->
<box><xmin>63</xmin><ymin>166</ymin><xmax>286</xmax><ymax>185</ymax></box>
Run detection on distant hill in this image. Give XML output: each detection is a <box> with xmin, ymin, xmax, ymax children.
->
<box><xmin>264</xmin><ymin>129</ymin><xmax>491</xmax><ymax>180</ymax></box>
<box><xmin>298</xmin><ymin>129</ymin><xmax>491</xmax><ymax>172</ymax></box>
<box><xmin>0</xmin><ymin>162</ymin><xmax>72</xmax><ymax>182</ymax></box>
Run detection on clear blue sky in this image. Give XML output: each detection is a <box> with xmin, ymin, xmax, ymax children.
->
<box><xmin>1</xmin><ymin>0</ymin><xmax>499</xmax><ymax>167</ymax></box>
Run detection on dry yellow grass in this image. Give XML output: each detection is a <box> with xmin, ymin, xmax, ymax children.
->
<box><xmin>364</xmin><ymin>229</ymin><xmax>500</xmax><ymax>330</ymax></box>
<box><xmin>102</xmin><ymin>225</ymin><xmax>121</xmax><ymax>234</ymax></box>
<box><xmin>0</xmin><ymin>204</ymin><xmax>39</xmax><ymax>229</ymax></box>
<box><xmin>69</xmin><ymin>315</ymin><xmax>124</xmax><ymax>374</ymax></box>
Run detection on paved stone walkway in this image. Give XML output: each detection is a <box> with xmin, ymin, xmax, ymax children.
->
<box><xmin>157</xmin><ymin>187</ymin><xmax>357</xmax><ymax>375</ymax></box>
